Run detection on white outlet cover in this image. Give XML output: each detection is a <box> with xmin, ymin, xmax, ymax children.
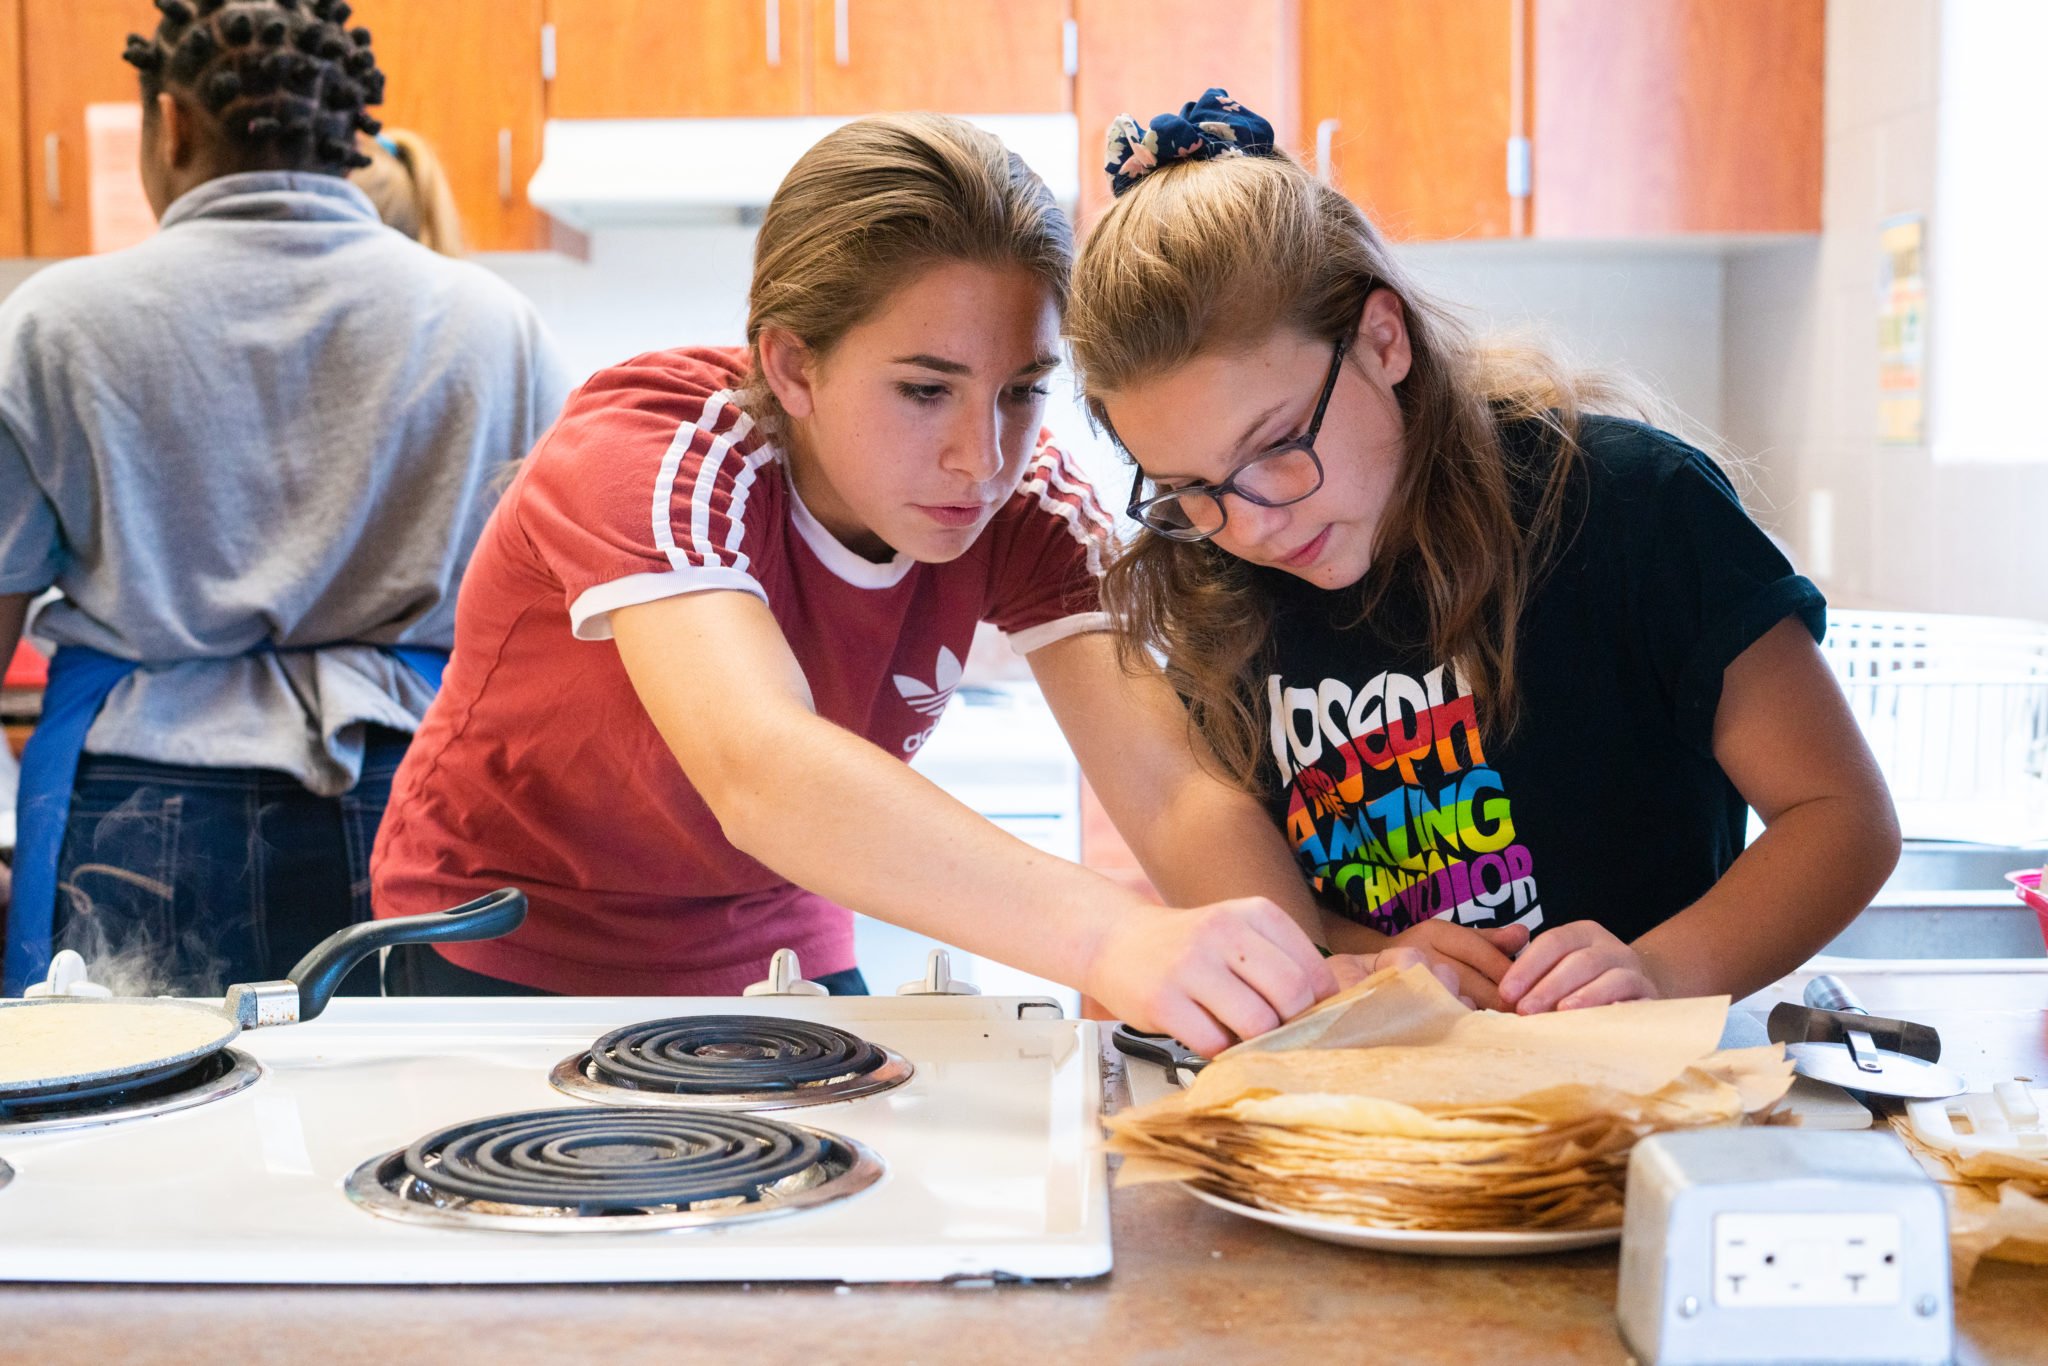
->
<box><xmin>1712</xmin><ymin>1211</ymin><xmax>1904</xmax><ymax>1308</ymax></box>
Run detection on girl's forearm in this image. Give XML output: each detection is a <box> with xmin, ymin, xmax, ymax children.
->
<box><xmin>714</xmin><ymin>707</ymin><xmax>1151</xmax><ymax>990</ymax></box>
<box><xmin>1121</xmin><ymin>781</ymin><xmax>1329</xmax><ymax>946</ymax></box>
<box><xmin>1632</xmin><ymin>793</ymin><xmax>1900</xmax><ymax>1000</ymax></box>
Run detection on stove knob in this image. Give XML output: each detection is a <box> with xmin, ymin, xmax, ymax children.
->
<box><xmin>741</xmin><ymin>948</ymin><xmax>829</xmax><ymax>997</ymax></box>
<box><xmin>23</xmin><ymin>949</ymin><xmax>112</xmax><ymax>999</ymax></box>
<box><xmin>897</xmin><ymin>948</ymin><xmax>980</xmax><ymax>996</ymax></box>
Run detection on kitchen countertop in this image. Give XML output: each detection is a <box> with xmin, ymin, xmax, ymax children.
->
<box><xmin>6</xmin><ymin>966</ymin><xmax>2045</xmax><ymax>1365</ymax></box>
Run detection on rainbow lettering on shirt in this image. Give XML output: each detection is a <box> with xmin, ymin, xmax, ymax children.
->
<box><xmin>1265</xmin><ymin>663</ymin><xmax>1543</xmax><ymax>937</ymax></box>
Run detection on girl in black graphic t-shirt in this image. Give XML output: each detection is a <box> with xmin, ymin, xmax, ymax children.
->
<box><xmin>1068</xmin><ymin>90</ymin><xmax>1899</xmax><ymax>1012</ymax></box>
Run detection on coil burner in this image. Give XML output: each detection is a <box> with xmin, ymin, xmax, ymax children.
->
<box><xmin>550</xmin><ymin>1015</ymin><xmax>912</xmax><ymax>1110</ymax></box>
<box><xmin>344</xmin><ymin>1106</ymin><xmax>883</xmax><ymax>1232</ymax></box>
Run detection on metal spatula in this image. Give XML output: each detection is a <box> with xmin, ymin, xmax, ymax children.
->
<box><xmin>1766</xmin><ymin>975</ymin><xmax>1965</xmax><ymax>1100</ymax></box>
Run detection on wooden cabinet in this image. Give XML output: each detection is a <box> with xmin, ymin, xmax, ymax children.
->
<box><xmin>1300</xmin><ymin>0</ymin><xmax>1822</xmax><ymax>241</ymax></box>
<box><xmin>2</xmin><ymin>0</ymin><xmax>1823</xmax><ymax>258</ymax></box>
<box><xmin>351</xmin><ymin>0</ymin><xmax>548</xmax><ymax>252</ymax></box>
<box><xmin>806</xmin><ymin>0</ymin><xmax>1070</xmax><ymax>116</ymax></box>
<box><xmin>21</xmin><ymin>0</ymin><xmax>137</xmax><ymax>258</ymax></box>
<box><xmin>545</xmin><ymin>0</ymin><xmax>809</xmax><ymax>118</ymax></box>
<box><xmin>1074</xmin><ymin>0</ymin><xmax>1298</xmax><ymax>230</ymax></box>
<box><xmin>543</xmin><ymin>1</ymin><xmax>1068</xmax><ymax>121</ymax></box>
<box><xmin>1531</xmin><ymin>0</ymin><xmax>1823</xmax><ymax>237</ymax></box>
<box><xmin>0</xmin><ymin>0</ymin><xmax>24</xmax><ymax>257</ymax></box>
<box><xmin>1302</xmin><ymin>0</ymin><xmax>1515</xmax><ymax>241</ymax></box>
<box><xmin>14</xmin><ymin>0</ymin><xmax>550</xmax><ymax>255</ymax></box>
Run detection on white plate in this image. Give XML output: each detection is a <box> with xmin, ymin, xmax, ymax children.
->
<box><xmin>1183</xmin><ymin>1185</ymin><xmax>1621</xmax><ymax>1257</ymax></box>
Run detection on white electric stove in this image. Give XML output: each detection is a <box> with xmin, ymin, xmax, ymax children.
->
<box><xmin>0</xmin><ymin>957</ymin><xmax>1111</xmax><ymax>1286</ymax></box>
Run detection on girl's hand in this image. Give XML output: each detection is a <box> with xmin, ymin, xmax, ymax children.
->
<box><xmin>1496</xmin><ymin>920</ymin><xmax>1665</xmax><ymax>1013</ymax></box>
<box><xmin>1331</xmin><ymin>946</ymin><xmax>1469</xmax><ymax>1003</ymax></box>
<box><xmin>1382</xmin><ymin>919</ymin><xmax>1531</xmax><ymax>1010</ymax></box>
<box><xmin>1084</xmin><ymin>898</ymin><xmax>1338</xmax><ymax>1057</ymax></box>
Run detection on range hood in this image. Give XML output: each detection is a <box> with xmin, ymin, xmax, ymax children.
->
<box><xmin>527</xmin><ymin>115</ymin><xmax>1081</xmax><ymax>230</ymax></box>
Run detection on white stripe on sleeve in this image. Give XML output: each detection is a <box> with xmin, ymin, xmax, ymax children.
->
<box><xmin>568</xmin><ymin>568</ymin><xmax>769</xmax><ymax>641</ymax></box>
<box><xmin>652</xmin><ymin>391</ymin><xmax>731</xmax><ymax>572</ymax></box>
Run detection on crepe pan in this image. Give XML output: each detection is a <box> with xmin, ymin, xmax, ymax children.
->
<box><xmin>0</xmin><ymin>887</ymin><xmax>525</xmax><ymax>1105</ymax></box>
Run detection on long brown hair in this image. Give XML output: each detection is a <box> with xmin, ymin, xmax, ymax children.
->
<box><xmin>352</xmin><ymin>128</ymin><xmax>466</xmax><ymax>256</ymax></box>
<box><xmin>740</xmin><ymin>113</ymin><xmax>1072</xmax><ymax>446</ymax></box>
<box><xmin>1068</xmin><ymin>152</ymin><xmax>1649</xmax><ymax>787</ymax></box>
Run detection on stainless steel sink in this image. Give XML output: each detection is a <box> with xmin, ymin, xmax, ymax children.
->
<box><xmin>1819</xmin><ymin>840</ymin><xmax>2045</xmax><ymax>959</ymax></box>
<box><xmin>1881</xmin><ymin>840</ymin><xmax>2046</xmax><ymax>892</ymax></box>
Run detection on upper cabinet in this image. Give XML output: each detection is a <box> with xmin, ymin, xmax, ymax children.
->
<box><xmin>540</xmin><ymin>1</ymin><xmax>1069</xmax><ymax>121</ymax></box>
<box><xmin>21</xmin><ymin>0</ymin><xmax>137</xmax><ymax>258</ymax></box>
<box><xmin>545</xmin><ymin>0</ymin><xmax>809</xmax><ymax>118</ymax></box>
<box><xmin>1301</xmin><ymin>0</ymin><xmax>1823</xmax><ymax>241</ymax></box>
<box><xmin>350</xmin><ymin>0</ymin><xmax>548</xmax><ymax>252</ymax></box>
<box><xmin>1301</xmin><ymin>0</ymin><xmax>1514</xmax><ymax>241</ymax></box>
<box><xmin>15</xmin><ymin>0</ymin><xmax>548</xmax><ymax>256</ymax></box>
<box><xmin>0</xmin><ymin>0</ymin><xmax>1824</xmax><ymax>258</ymax></box>
<box><xmin>0</xmin><ymin>0</ymin><xmax>24</xmax><ymax>257</ymax></box>
<box><xmin>1073</xmin><ymin>0</ymin><xmax>1298</xmax><ymax>230</ymax></box>
<box><xmin>1530</xmin><ymin>0</ymin><xmax>1823</xmax><ymax>237</ymax></box>
<box><xmin>806</xmin><ymin>0</ymin><xmax>1070</xmax><ymax>116</ymax></box>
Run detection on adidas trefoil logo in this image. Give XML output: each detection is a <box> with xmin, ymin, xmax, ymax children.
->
<box><xmin>893</xmin><ymin>646</ymin><xmax>964</xmax><ymax>719</ymax></box>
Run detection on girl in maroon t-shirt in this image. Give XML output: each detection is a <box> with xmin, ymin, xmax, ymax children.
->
<box><xmin>372</xmin><ymin>114</ymin><xmax>1449</xmax><ymax>1055</ymax></box>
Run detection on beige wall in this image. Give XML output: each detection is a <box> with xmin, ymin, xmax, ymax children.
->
<box><xmin>1725</xmin><ymin>0</ymin><xmax>2048</xmax><ymax>617</ymax></box>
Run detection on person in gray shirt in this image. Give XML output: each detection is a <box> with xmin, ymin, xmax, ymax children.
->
<box><xmin>0</xmin><ymin>0</ymin><xmax>571</xmax><ymax>995</ymax></box>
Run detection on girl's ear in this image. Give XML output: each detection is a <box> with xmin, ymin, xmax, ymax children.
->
<box><xmin>1356</xmin><ymin>287</ymin><xmax>1413</xmax><ymax>388</ymax></box>
<box><xmin>757</xmin><ymin>327</ymin><xmax>817</xmax><ymax>422</ymax></box>
<box><xmin>157</xmin><ymin>92</ymin><xmax>196</xmax><ymax>170</ymax></box>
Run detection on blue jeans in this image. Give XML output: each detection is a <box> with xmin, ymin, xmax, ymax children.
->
<box><xmin>50</xmin><ymin>727</ymin><xmax>412</xmax><ymax>996</ymax></box>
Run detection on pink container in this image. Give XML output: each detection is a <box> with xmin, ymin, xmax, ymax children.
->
<box><xmin>2008</xmin><ymin>868</ymin><xmax>2048</xmax><ymax>952</ymax></box>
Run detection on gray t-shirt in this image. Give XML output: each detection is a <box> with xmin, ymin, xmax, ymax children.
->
<box><xmin>0</xmin><ymin>172</ymin><xmax>572</xmax><ymax>795</ymax></box>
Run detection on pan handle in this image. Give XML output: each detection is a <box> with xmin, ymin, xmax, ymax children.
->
<box><xmin>1804</xmin><ymin>974</ymin><xmax>1868</xmax><ymax>1016</ymax></box>
<box><xmin>288</xmin><ymin>888</ymin><xmax>528</xmax><ymax>1022</ymax></box>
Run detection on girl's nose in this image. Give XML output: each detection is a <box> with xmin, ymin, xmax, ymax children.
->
<box><xmin>1222</xmin><ymin>492</ymin><xmax>1293</xmax><ymax>549</ymax></box>
<box><xmin>945</xmin><ymin>408</ymin><xmax>1003</xmax><ymax>482</ymax></box>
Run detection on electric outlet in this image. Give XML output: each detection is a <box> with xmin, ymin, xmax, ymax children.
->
<box><xmin>1712</xmin><ymin>1211</ymin><xmax>1904</xmax><ymax>1307</ymax></box>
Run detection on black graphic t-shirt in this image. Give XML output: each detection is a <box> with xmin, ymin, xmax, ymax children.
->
<box><xmin>1258</xmin><ymin>415</ymin><xmax>1825</xmax><ymax>946</ymax></box>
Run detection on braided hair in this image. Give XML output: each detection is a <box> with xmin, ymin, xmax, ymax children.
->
<box><xmin>121</xmin><ymin>0</ymin><xmax>384</xmax><ymax>176</ymax></box>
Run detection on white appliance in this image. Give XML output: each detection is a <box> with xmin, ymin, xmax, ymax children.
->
<box><xmin>527</xmin><ymin>115</ymin><xmax>1081</xmax><ymax>229</ymax></box>
<box><xmin>0</xmin><ymin>965</ymin><xmax>1110</xmax><ymax>1285</ymax></box>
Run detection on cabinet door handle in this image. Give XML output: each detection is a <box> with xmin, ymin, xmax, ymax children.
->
<box><xmin>833</xmin><ymin>0</ymin><xmax>850</xmax><ymax>66</ymax></box>
<box><xmin>43</xmin><ymin>133</ymin><xmax>60</xmax><ymax>207</ymax></box>
<box><xmin>765</xmin><ymin>0</ymin><xmax>781</xmax><ymax>66</ymax></box>
<box><xmin>498</xmin><ymin>129</ymin><xmax>513</xmax><ymax>202</ymax></box>
<box><xmin>1314</xmin><ymin>119</ymin><xmax>1339</xmax><ymax>185</ymax></box>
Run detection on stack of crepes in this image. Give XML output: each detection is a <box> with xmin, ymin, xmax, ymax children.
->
<box><xmin>1890</xmin><ymin>1117</ymin><xmax>2048</xmax><ymax>1283</ymax></box>
<box><xmin>1105</xmin><ymin>964</ymin><xmax>1794</xmax><ymax>1232</ymax></box>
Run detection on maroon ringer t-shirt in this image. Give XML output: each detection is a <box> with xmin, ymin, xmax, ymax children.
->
<box><xmin>369</xmin><ymin>347</ymin><xmax>1112</xmax><ymax>995</ymax></box>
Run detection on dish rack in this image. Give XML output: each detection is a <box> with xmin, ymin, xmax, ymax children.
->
<box><xmin>1822</xmin><ymin>611</ymin><xmax>2048</xmax><ymax>846</ymax></box>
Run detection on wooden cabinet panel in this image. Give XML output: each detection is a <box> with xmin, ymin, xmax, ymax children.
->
<box><xmin>0</xmin><ymin>0</ymin><xmax>25</xmax><ymax>257</ymax></box>
<box><xmin>1074</xmin><ymin>0</ymin><xmax>1297</xmax><ymax>231</ymax></box>
<box><xmin>546</xmin><ymin>0</ymin><xmax>807</xmax><ymax>118</ymax></box>
<box><xmin>22</xmin><ymin>0</ymin><xmax>138</xmax><ymax>258</ymax></box>
<box><xmin>807</xmin><ymin>0</ymin><xmax>1070</xmax><ymax>116</ymax></box>
<box><xmin>1532</xmin><ymin>0</ymin><xmax>1823</xmax><ymax>236</ymax></box>
<box><xmin>1301</xmin><ymin>0</ymin><xmax>1514</xmax><ymax>242</ymax></box>
<box><xmin>350</xmin><ymin>0</ymin><xmax>548</xmax><ymax>252</ymax></box>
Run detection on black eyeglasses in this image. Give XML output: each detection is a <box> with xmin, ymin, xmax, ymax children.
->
<box><xmin>1118</xmin><ymin>334</ymin><xmax>1348</xmax><ymax>542</ymax></box>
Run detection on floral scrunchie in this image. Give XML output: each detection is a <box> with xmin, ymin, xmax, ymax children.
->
<box><xmin>1103</xmin><ymin>87</ymin><xmax>1278</xmax><ymax>198</ymax></box>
